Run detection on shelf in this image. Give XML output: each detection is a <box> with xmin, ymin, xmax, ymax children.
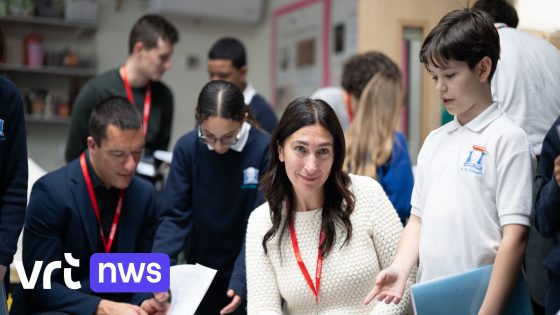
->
<box><xmin>25</xmin><ymin>115</ymin><xmax>71</xmax><ymax>125</ymax></box>
<box><xmin>0</xmin><ymin>15</ymin><xmax>96</xmax><ymax>30</ymax></box>
<box><xmin>0</xmin><ymin>63</ymin><xmax>96</xmax><ymax>77</ymax></box>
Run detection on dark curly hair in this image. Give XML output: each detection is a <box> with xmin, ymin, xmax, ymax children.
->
<box><xmin>341</xmin><ymin>51</ymin><xmax>401</xmax><ymax>101</ymax></box>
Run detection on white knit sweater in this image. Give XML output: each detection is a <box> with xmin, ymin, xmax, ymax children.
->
<box><xmin>246</xmin><ymin>174</ymin><xmax>413</xmax><ymax>314</ymax></box>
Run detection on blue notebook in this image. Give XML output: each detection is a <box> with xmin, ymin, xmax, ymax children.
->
<box><xmin>411</xmin><ymin>265</ymin><xmax>532</xmax><ymax>315</ymax></box>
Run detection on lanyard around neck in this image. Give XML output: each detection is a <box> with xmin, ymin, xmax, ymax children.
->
<box><xmin>289</xmin><ymin>218</ymin><xmax>326</xmax><ymax>303</ymax></box>
<box><xmin>80</xmin><ymin>153</ymin><xmax>123</xmax><ymax>253</ymax></box>
<box><xmin>120</xmin><ymin>65</ymin><xmax>151</xmax><ymax>137</ymax></box>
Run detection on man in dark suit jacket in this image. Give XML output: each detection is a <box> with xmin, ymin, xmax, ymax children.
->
<box><xmin>11</xmin><ymin>97</ymin><xmax>168</xmax><ymax>315</ymax></box>
<box><xmin>535</xmin><ymin>116</ymin><xmax>560</xmax><ymax>315</ymax></box>
<box><xmin>208</xmin><ymin>37</ymin><xmax>278</xmax><ymax>133</ymax></box>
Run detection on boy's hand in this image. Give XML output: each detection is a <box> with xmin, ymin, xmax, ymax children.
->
<box><xmin>554</xmin><ymin>155</ymin><xmax>560</xmax><ymax>187</ymax></box>
<box><xmin>220</xmin><ymin>289</ymin><xmax>242</xmax><ymax>314</ymax></box>
<box><xmin>363</xmin><ymin>266</ymin><xmax>407</xmax><ymax>305</ymax></box>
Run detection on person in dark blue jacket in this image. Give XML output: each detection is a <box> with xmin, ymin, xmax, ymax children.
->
<box><xmin>208</xmin><ymin>37</ymin><xmax>278</xmax><ymax>133</ymax></box>
<box><xmin>535</xmin><ymin>116</ymin><xmax>560</xmax><ymax>315</ymax></box>
<box><xmin>153</xmin><ymin>80</ymin><xmax>270</xmax><ymax>315</ymax></box>
<box><xmin>10</xmin><ymin>97</ymin><xmax>167</xmax><ymax>315</ymax></box>
<box><xmin>0</xmin><ymin>25</ymin><xmax>28</xmax><ymax>298</ymax></box>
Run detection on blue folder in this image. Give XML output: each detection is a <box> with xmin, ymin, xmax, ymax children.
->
<box><xmin>411</xmin><ymin>265</ymin><xmax>532</xmax><ymax>315</ymax></box>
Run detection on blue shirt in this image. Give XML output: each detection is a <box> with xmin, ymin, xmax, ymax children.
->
<box><xmin>377</xmin><ymin>131</ymin><xmax>414</xmax><ymax>224</ymax></box>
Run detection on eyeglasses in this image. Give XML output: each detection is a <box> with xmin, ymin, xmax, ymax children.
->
<box><xmin>198</xmin><ymin>126</ymin><xmax>241</xmax><ymax>145</ymax></box>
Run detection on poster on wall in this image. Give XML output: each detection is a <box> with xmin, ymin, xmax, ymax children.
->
<box><xmin>329</xmin><ymin>0</ymin><xmax>357</xmax><ymax>87</ymax></box>
<box><xmin>271</xmin><ymin>0</ymin><xmax>330</xmax><ymax>111</ymax></box>
<box><xmin>271</xmin><ymin>0</ymin><xmax>357</xmax><ymax>111</ymax></box>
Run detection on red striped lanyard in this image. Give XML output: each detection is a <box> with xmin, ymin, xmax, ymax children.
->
<box><xmin>120</xmin><ymin>65</ymin><xmax>151</xmax><ymax>137</ymax></box>
<box><xmin>289</xmin><ymin>218</ymin><xmax>325</xmax><ymax>303</ymax></box>
<box><xmin>80</xmin><ymin>152</ymin><xmax>123</xmax><ymax>253</ymax></box>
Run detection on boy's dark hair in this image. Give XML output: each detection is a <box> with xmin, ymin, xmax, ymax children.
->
<box><xmin>472</xmin><ymin>0</ymin><xmax>519</xmax><ymax>28</ymax></box>
<box><xmin>89</xmin><ymin>96</ymin><xmax>143</xmax><ymax>146</ymax></box>
<box><xmin>208</xmin><ymin>37</ymin><xmax>247</xmax><ymax>69</ymax></box>
<box><xmin>341</xmin><ymin>51</ymin><xmax>401</xmax><ymax>100</ymax></box>
<box><xmin>128</xmin><ymin>14</ymin><xmax>179</xmax><ymax>54</ymax></box>
<box><xmin>420</xmin><ymin>8</ymin><xmax>500</xmax><ymax>81</ymax></box>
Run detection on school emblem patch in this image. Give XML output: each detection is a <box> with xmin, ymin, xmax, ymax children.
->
<box><xmin>241</xmin><ymin>166</ymin><xmax>259</xmax><ymax>189</ymax></box>
<box><xmin>0</xmin><ymin>119</ymin><xmax>5</xmax><ymax>141</ymax></box>
<box><xmin>460</xmin><ymin>149</ymin><xmax>485</xmax><ymax>176</ymax></box>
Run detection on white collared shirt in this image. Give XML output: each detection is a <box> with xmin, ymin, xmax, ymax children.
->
<box><xmin>243</xmin><ymin>82</ymin><xmax>257</xmax><ymax>106</ymax></box>
<box><xmin>204</xmin><ymin>121</ymin><xmax>251</xmax><ymax>153</ymax></box>
<box><xmin>411</xmin><ymin>103</ymin><xmax>534</xmax><ymax>282</ymax></box>
<box><xmin>492</xmin><ymin>24</ymin><xmax>560</xmax><ymax>155</ymax></box>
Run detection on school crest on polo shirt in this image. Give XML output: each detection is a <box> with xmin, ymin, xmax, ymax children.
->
<box><xmin>460</xmin><ymin>145</ymin><xmax>486</xmax><ymax>176</ymax></box>
<box><xmin>241</xmin><ymin>166</ymin><xmax>259</xmax><ymax>189</ymax></box>
<box><xmin>0</xmin><ymin>119</ymin><xmax>5</xmax><ymax>141</ymax></box>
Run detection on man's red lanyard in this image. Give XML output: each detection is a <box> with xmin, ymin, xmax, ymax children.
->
<box><xmin>80</xmin><ymin>153</ymin><xmax>123</xmax><ymax>253</ymax></box>
<box><xmin>120</xmin><ymin>65</ymin><xmax>151</xmax><ymax>137</ymax></box>
<box><xmin>289</xmin><ymin>218</ymin><xmax>326</xmax><ymax>303</ymax></box>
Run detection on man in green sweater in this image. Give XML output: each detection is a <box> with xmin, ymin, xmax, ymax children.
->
<box><xmin>65</xmin><ymin>14</ymin><xmax>179</xmax><ymax>163</ymax></box>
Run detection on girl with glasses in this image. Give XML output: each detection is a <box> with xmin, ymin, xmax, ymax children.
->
<box><xmin>153</xmin><ymin>80</ymin><xmax>270</xmax><ymax>315</ymax></box>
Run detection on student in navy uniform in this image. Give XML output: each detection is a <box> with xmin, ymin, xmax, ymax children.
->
<box><xmin>0</xmin><ymin>26</ymin><xmax>27</xmax><ymax>298</ymax></box>
<box><xmin>208</xmin><ymin>37</ymin><xmax>278</xmax><ymax>133</ymax></box>
<box><xmin>535</xmin><ymin>116</ymin><xmax>560</xmax><ymax>315</ymax></box>
<box><xmin>11</xmin><ymin>97</ymin><xmax>167</xmax><ymax>315</ymax></box>
<box><xmin>153</xmin><ymin>80</ymin><xmax>270</xmax><ymax>315</ymax></box>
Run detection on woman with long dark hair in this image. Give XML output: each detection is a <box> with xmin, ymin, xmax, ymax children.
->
<box><xmin>153</xmin><ymin>80</ymin><xmax>270</xmax><ymax>314</ymax></box>
<box><xmin>245</xmin><ymin>97</ymin><xmax>412</xmax><ymax>314</ymax></box>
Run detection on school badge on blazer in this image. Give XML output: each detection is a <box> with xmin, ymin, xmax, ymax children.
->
<box><xmin>241</xmin><ymin>166</ymin><xmax>259</xmax><ymax>189</ymax></box>
<box><xmin>0</xmin><ymin>118</ymin><xmax>5</xmax><ymax>141</ymax></box>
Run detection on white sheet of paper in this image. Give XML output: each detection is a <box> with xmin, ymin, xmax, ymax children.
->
<box><xmin>168</xmin><ymin>264</ymin><xmax>217</xmax><ymax>315</ymax></box>
<box><xmin>136</xmin><ymin>160</ymin><xmax>157</xmax><ymax>177</ymax></box>
<box><xmin>154</xmin><ymin>150</ymin><xmax>173</xmax><ymax>164</ymax></box>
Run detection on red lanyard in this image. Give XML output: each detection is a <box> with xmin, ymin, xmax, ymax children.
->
<box><xmin>289</xmin><ymin>218</ymin><xmax>325</xmax><ymax>303</ymax></box>
<box><xmin>80</xmin><ymin>153</ymin><xmax>123</xmax><ymax>253</ymax></box>
<box><xmin>344</xmin><ymin>92</ymin><xmax>353</xmax><ymax>123</ymax></box>
<box><xmin>120</xmin><ymin>65</ymin><xmax>151</xmax><ymax>137</ymax></box>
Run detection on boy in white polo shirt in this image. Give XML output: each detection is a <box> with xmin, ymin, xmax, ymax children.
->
<box><xmin>364</xmin><ymin>8</ymin><xmax>535</xmax><ymax>315</ymax></box>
